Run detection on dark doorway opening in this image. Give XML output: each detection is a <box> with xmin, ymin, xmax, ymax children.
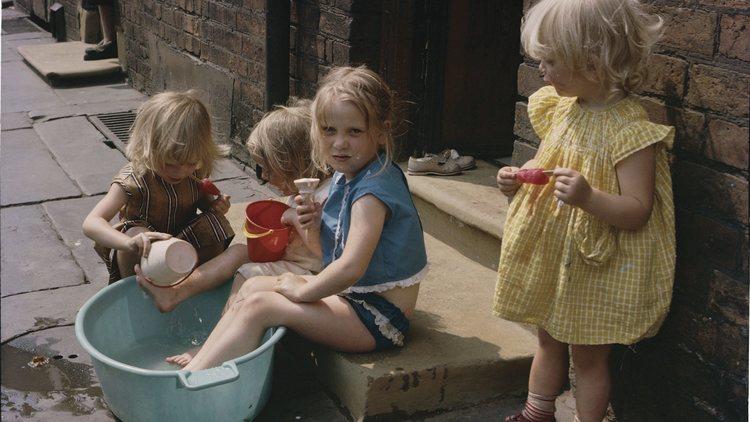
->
<box><xmin>381</xmin><ymin>0</ymin><xmax>523</xmax><ymax>160</ymax></box>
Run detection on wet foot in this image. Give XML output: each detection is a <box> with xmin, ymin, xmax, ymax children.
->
<box><xmin>135</xmin><ymin>265</ymin><xmax>181</xmax><ymax>313</ymax></box>
<box><xmin>165</xmin><ymin>347</ymin><xmax>199</xmax><ymax>367</ymax></box>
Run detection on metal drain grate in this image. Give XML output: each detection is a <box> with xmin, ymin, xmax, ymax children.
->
<box><xmin>89</xmin><ymin>110</ymin><xmax>136</xmax><ymax>154</ymax></box>
<box><xmin>2</xmin><ymin>18</ymin><xmax>44</xmax><ymax>34</ymax></box>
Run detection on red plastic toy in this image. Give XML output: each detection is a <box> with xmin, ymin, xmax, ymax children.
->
<box><xmin>199</xmin><ymin>178</ymin><xmax>221</xmax><ymax>196</ymax></box>
<box><xmin>516</xmin><ymin>168</ymin><xmax>550</xmax><ymax>185</ymax></box>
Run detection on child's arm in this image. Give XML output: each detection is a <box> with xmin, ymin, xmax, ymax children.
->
<box><xmin>281</xmin><ymin>202</ymin><xmax>323</xmax><ymax>258</ymax></box>
<box><xmin>553</xmin><ymin>146</ymin><xmax>655</xmax><ymax>230</ymax></box>
<box><xmin>275</xmin><ymin>194</ymin><xmax>387</xmax><ymax>302</ymax></box>
<box><xmin>82</xmin><ymin>184</ymin><xmax>171</xmax><ymax>257</ymax></box>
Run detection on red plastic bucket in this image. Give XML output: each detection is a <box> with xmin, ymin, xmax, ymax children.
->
<box><xmin>243</xmin><ymin>200</ymin><xmax>292</xmax><ymax>262</ymax></box>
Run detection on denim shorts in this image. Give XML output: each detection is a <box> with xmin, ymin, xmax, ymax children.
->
<box><xmin>341</xmin><ymin>292</ymin><xmax>410</xmax><ymax>351</ymax></box>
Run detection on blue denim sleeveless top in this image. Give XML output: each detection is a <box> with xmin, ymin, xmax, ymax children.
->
<box><xmin>321</xmin><ymin>155</ymin><xmax>428</xmax><ymax>293</ymax></box>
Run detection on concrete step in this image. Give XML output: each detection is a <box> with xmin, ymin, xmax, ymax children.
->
<box><xmin>402</xmin><ymin>160</ymin><xmax>508</xmax><ymax>270</ymax></box>
<box><xmin>285</xmin><ymin>233</ymin><xmax>536</xmax><ymax>421</ymax></box>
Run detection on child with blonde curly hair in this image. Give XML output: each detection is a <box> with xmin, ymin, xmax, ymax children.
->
<box><xmin>83</xmin><ymin>90</ymin><xmax>234</xmax><ymax>283</ymax></box>
<box><xmin>494</xmin><ymin>1</ymin><xmax>675</xmax><ymax>421</ymax></box>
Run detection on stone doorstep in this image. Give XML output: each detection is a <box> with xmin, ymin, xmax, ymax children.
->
<box><xmin>284</xmin><ymin>233</ymin><xmax>536</xmax><ymax>420</ymax></box>
<box><xmin>402</xmin><ymin>160</ymin><xmax>508</xmax><ymax>270</ymax></box>
<box><xmin>228</xmin><ymin>186</ymin><xmax>533</xmax><ymax>420</ymax></box>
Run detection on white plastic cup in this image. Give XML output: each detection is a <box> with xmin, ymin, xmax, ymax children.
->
<box><xmin>139</xmin><ymin>238</ymin><xmax>198</xmax><ymax>286</ymax></box>
<box><xmin>293</xmin><ymin>178</ymin><xmax>320</xmax><ymax>205</ymax></box>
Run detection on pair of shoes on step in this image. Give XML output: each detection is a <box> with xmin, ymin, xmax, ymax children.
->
<box><xmin>407</xmin><ymin>149</ymin><xmax>476</xmax><ymax>176</ymax></box>
<box><xmin>84</xmin><ymin>39</ymin><xmax>117</xmax><ymax>61</ymax></box>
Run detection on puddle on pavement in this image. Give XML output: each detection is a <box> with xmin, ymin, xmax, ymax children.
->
<box><xmin>1</xmin><ymin>344</ymin><xmax>110</xmax><ymax>418</ymax></box>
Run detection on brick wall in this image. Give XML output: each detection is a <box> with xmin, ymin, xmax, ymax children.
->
<box><xmin>13</xmin><ymin>0</ymin><xmax>80</xmax><ymax>40</ymax></box>
<box><xmin>514</xmin><ymin>1</ymin><xmax>749</xmax><ymax>420</ymax></box>
<box><xmin>114</xmin><ymin>0</ymin><xmax>380</xmax><ymax>164</ymax></box>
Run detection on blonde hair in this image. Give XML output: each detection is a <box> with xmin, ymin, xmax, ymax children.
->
<box><xmin>126</xmin><ymin>90</ymin><xmax>229</xmax><ymax>178</ymax></box>
<box><xmin>310</xmin><ymin>65</ymin><xmax>397</xmax><ymax>172</ymax></box>
<box><xmin>246</xmin><ymin>98</ymin><xmax>327</xmax><ymax>192</ymax></box>
<box><xmin>521</xmin><ymin>0</ymin><xmax>664</xmax><ymax>95</ymax></box>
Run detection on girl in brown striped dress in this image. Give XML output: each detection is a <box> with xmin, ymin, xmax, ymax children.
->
<box><xmin>83</xmin><ymin>90</ymin><xmax>234</xmax><ymax>283</ymax></box>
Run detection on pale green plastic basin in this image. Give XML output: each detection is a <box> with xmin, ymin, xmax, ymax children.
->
<box><xmin>75</xmin><ymin>276</ymin><xmax>286</xmax><ymax>422</ymax></box>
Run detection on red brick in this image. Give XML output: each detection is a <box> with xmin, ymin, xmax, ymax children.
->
<box><xmin>643</xmin><ymin>97</ymin><xmax>706</xmax><ymax>153</ymax></box>
<box><xmin>316</xmin><ymin>35</ymin><xmax>327</xmax><ymax>60</ymax></box>
<box><xmin>513</xmin><ymin>101</ymin><xmax>539</xmax><ymax>145</ymax></box>
<box><xmin>319</xmin><ymin>10</ymin><xmax>352</xmax><ymax>39</ymax></box>
<box><xmin>331</xmin><ymin>41</ymin><xmax>349</xmax><ymax>65</ymax></box>
<box><xmin>686</xmin><ymin>64</ymin><xmax>750</xmax><ymax>118</ymax></box>
<box><xmin>237</xmin><ymin>11</ymin><xmax>265</xmax><ymax>37</ymax></box>
<box><xmin>650</xmin><ymin>5</ymin><xmax>717</xmax><ymax>56</ymax></box>
<box><xmin>241</xmin><ymin>36</ymin><xmax>264</xmax><ymax>61</ymax></box>
<box><xmin>705</xmin><ymin>119</ymin><xmax>749</xmax><ymax>170</ymax></box>
<box><xmin>708</xmin><ymin>270</ymin><xmax>749</xmax><ymax>326</ymax></box>
<box><xmin>719</xmin><ymin>14</ymin><xmax>750</xmax><ymax>62</ymax></box>
<box><xmin>697</xmin><ymin>0</ymin><xmax>750</xmax><ymax>8</ymax></box>
<box><xmin>511</xmin><ymin>140</ymin><xmax>538</xmax><ymax>167</ymax></box>
<box><xmin>517</xmin><ymin>62</ymin><xmax>545</xmax><ymax>98</ymax></box>
<box><xmin>674</xmin><ymin>160</ymin><xmax>749</xmax><ymax>224</ymax></box>
<box><xmin>242</xmin><ymin>0</ymin><xmax>264</xmax><ymax>10</ymax></box>
<box><xmin>639</xmin><ymin>54</ymin><xmax>688</xmax><ymax>98</ymax></box>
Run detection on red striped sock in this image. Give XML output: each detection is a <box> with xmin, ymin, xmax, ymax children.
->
<box><xmin>520</xmin><ymin>391</ymin><xmax>557</xmax><ymax>422</ymax></box>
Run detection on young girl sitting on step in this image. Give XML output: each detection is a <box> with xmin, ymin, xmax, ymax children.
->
<box><xmin>494</xmin><ymin>1</ymin><xmax>675</xmax><ymax>421</ymax></box>
<box><xmin>135</xmin><ymin>99</ymin><xmax>330</xmax><ymax>320</ymax></box>
<box><xmin>83</xmin><ymin>90</ymin><xmax>234</xmax><ymax>284</ymax></box>
<box><xmin>168</xmin><ymin>65</ymin><xmax>428</xmax><ymax>370</ymax></box>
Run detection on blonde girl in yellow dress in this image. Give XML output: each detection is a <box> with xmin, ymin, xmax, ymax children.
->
<box><xmin>494</xmin><ymin>1</ymin><xmax>675</xmax><ymax>421</ymax></box>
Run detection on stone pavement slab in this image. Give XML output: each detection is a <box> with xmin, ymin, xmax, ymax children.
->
<box><xmin>213</xmin><ymin>157</ymin><xmax>253</xmax><ymax>180</ymax></box>
<box><xmin>1</xmin><ymin>205</ymin><xmax>86</xmax><ymax>297</ymax></box>
<box><xmin>0</xmin><ymin>129</ymin><xmax>81</xmax><ymax>206</ymax></box>
<box><xmin>34</xmin><ymin>116</ymin><xmax>128</xmax><ymax>195</ymax></box>
<box><xmin>1</xmin><ymin>61</ymin><xmax>65</xmax><ymax>113</ymax></box>
<box><xmin>54</xmin><ymin>82</ymin><xmax>146</xmax><ymax>106</ymax></box>
<box><xmin>28</xmin><ymin>98</ymin><xmax>145</xmax><ymax>122</ymax></box>
<box><xmin>0</xmin><ymin>280</ymin><xmax>106</xmax><ymax>343</ymax></box>
<box><xmin>43</xmin><ymin>196</ymin><xmax>110</xmax><ymax>284</ymax></box>
<box><xmin>2</xmin><ymin>35</ymin><xmax>54</xmax><ymax>63</ymax></box>
<box><xmin>1</xmin><ymin>111</ymin><xmax>32</xmax><ymax>130</ymax></box>
<box><xmin>215</xmin><ymin>177</ymin><xmax>275</xmax><ymax>204</ymax></box>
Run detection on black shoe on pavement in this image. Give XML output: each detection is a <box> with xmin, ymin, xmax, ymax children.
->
<box><xmin>84</xmin><ymin>40</ymin><xmax>117</xmax><ymax>61</ymax></box>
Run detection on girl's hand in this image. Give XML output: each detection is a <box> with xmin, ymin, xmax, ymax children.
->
<box><xmin>553</xmin><ymin>168</ymin><xmax>593</xmax><ymax>207</ymax></box>
<box><xmin>127</xmin><ymin>231</ymin><xmax>172</xmax><ymax>258</ymax></box>
<box><xmin>210</xmin><ymin>194</ymin><xmax>231</xmax><ymax>214</ymax></box>
<box><xmin>273</xmin><ymin>273</ymin><xmax>308</xmax><ymax>302</ymax></box>
<box><xmin>496</xmin><ymin>166</ymin><xmax>521</xmax><ymax>197</ymax></box>
<box><xmin>294</xmin><ymin>195</ymin><xmax>322</xmax><ymax>230</ymax></box>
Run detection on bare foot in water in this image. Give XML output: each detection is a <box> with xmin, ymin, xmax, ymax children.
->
<box><xmin>134</xmin><ymin>264</ymin><xmax>180</xmax><ymax>313</ymax></box>
<box><xmin>165</xmin><ymin>347</ymin><xmax>200</xmax><ymax>367</ymax></box>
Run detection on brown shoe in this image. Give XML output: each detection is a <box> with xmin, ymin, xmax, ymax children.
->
<box><xmin>84</xmin><ymin>39</ymin><xmax>117</xmax><ymax>61</ymax></box>
<box><xmin>407</xmin><ymin>155</ymin><xmax>462</xmax><ymax>176</ymax></box>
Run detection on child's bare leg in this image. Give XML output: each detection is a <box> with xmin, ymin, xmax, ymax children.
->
<box><xmin>184</xmin><ymin>292</ymin><xmax>375</xmax><ymax>371</ymax></box>
<box><xmin>117</xmin><ymin>226</ymin><xmax>149</xmax><ymax>278</ymax></box>
<box><xmin>196</xmin><ymin>242</ymin><xmax>226</xmax><ymax>265</ymax></box>
<box><xmin>166</xmin><ymin>275</ymin><xmax>279</xmax><ymax>366</ymax></box>
<box><xmin>139</xmin><ymin>244</ymin><xmax>249</xmax><ymax>312</ymax></box>
<box><xmin>571</xmin><ymin>344</ymin><xmax>610</xmax><ymax>422</ymax></box>
<box><xmin>529</xmin><ymin>328</ymin><xmax>569</xmax><ymax>395</ymax></box>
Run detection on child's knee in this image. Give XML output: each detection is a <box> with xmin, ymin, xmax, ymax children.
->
<box><xmin>235</xmin><ymin>292</ymin><xmax>282</xmax><ymax>321</ymax></box>
<box><xmin>537</xmin><ymin>328</ymin><xmax>567</xmax><ymax>352</ymax></box>
<box><xmin>570</xmin><ymin>345</ymin><xmax>610</xmax><ymax>371</ymax></box>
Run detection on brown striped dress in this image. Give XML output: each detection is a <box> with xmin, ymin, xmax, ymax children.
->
<box><xmin>96</xmin><ymin>163</ymin><xmax>234</xmax><ymax>283</ymax></box>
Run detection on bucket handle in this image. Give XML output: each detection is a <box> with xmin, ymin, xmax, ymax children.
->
<box><xmin>243</xmin><ymin>223</ymin><xmax>273</xmax><ymax>239</ymax></box>
<box><xmin>177</xmin><ymin>362</ymin><xmax>239</xmax><ymax>391</ymax></box>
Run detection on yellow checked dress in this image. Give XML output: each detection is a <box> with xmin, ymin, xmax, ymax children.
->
<box><xmin>493</xmin><ymin>86</ymin><xmax>676</xmax><ymax>345</ymax></box>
